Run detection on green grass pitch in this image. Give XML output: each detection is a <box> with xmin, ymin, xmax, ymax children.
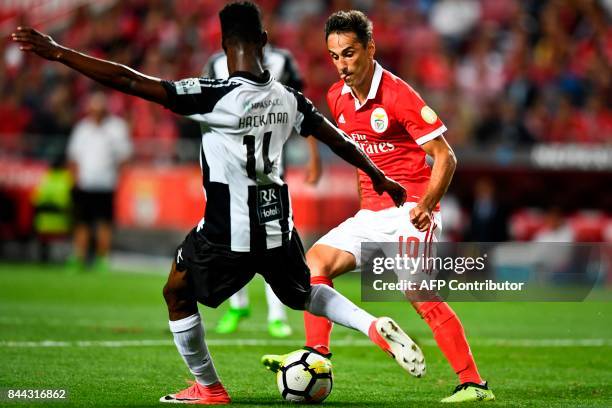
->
<box><xmin>0</xmin><ymin>263</ymin><xmax>611</xmax><ymax>407</ymax></box>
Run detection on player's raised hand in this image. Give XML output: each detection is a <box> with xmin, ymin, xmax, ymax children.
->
<box><xmin>372</xmin><ymin>176</ymin><xmax>406</xmax><ymax>208</ymax></box>
<box><xmin>11</xmin><ymin>27</ymin><xmax>64</xmax><ymax>61</ymax></box>
<box><xmin>410</xmin><ymin>204</ymin><xmax>432</xmax><ymax>232</ymax></box>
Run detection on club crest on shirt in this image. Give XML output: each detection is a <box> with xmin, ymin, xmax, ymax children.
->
<box><xmin>370</xmin><ymin>107</ymin><xmax>388</xmax><ymax>133</ymax></box>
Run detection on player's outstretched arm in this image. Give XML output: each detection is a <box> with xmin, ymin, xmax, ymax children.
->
<box><xmin>11</xmin><ymin>27</ymin><xmax>168</xmax><ymax>106</ymax></box>
<box><xmin>312</xmin><ymin>117</ymin><xmax>406</xmax><ymax>207</ymax></box>
<box><xmin>304</xmin><ymin>136</ymin><xmax>322</xmax><ymax>185</ymax></box>
<box><xmin>410</xmin><ymin>136</ymin><xmax>457</xmax><ymax>231</ymax></box>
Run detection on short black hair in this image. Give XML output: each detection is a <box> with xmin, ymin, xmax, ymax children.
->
<box><xmin>219</xmin><ymin>1</ymin><xmax>264</xmax><ymax>44</ymax></box>
<box><xmin>325</xmin><ymin>10</ymin><xmax>373</xmax><ymax>47</ymax></box>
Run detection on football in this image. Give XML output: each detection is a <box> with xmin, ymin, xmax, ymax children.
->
<box><xmin>276</xmin><ymin>350</ymin><xmax>333</xmax><ymax>403</ymax></box>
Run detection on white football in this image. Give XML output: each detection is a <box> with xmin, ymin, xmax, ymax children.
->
<box><xmin>276</xmin><ymin>350</ymin><xmax>333</xmax><ymax>403</ymax></box>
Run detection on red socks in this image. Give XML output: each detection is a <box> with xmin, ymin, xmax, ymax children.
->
<box><xmin>304</xmin><ymin>276</ymin><xmax>334</xmax><ymax>356</ymax></box>
<box><xmin>305</xmin><ymin>278</ymin><xmax>482</xmax><ymax>384</ymax></box>
<box><xmin>414</xmin><ymin>301</ymin><xmax>482</xmax><ymax>384</ymax></box>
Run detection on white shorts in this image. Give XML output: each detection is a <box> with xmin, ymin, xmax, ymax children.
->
<box><xmin>315</xmin><ymin>202</ymin><xmax>442</xmax><ymax>268</ymax></box>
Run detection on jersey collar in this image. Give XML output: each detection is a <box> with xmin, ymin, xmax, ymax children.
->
<box><xmin>229</xmin><ymin>70</ymin><xmax>272</xmax><ymax>85</ymax></box>
<box><xmin>341</xmin><ymin>61</ymin><xmax>383</xmax><ymax>111</ymax></box>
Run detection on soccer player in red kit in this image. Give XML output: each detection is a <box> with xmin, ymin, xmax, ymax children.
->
<box><xmin>263</xmin><ymin>10</ymin><xmax>495</xmax><ymax>403</ymax></box>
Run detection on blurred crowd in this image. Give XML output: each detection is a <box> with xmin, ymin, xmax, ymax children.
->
<box><xmin>0</xmin><ymin>0</ymin><xmax>611</xmax><ymax>162</ymax></box>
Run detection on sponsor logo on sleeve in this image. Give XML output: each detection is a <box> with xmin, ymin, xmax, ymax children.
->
<box><xmin>176</xmin><ymin>78</ymin><xmax>201</xmax><ymax>95</ymax></box>
<box><xmin>420</xmin><ymin>106</ymin><xmax>438</xmax><ymax>124</ymax></box>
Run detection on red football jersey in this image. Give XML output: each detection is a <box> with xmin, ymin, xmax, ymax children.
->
<box><xmin>326</xmin><ymin>62</ymin><xmax>447</xmax><ymax>211</ymax></box>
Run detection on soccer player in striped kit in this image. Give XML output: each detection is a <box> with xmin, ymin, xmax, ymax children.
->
<box><xmin>204</xmin><ymin>38</ymin><xmax>321</xmax><ymax>338</ymax></box>
<box><xmin>13</xmin><ymin>2</ymin><xmax>426</xmax><ymax>404</ymax></box>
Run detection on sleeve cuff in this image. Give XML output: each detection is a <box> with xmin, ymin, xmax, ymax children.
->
<box><xmin>159</xmin><ymin>80</ymin><xmax>177</xmax><ymax>111</ymax></box>
<box><xmin>300</xmin><ymin>111</ymin><xmax>324</xmax><ymax>137</ymax></box>
<box><xmin>415</xmin><ymin>125</ymin><xmax>447</xmax><ymax>145</ymax></box>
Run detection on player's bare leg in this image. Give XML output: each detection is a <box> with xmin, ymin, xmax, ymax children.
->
<box><xmin>307</xmin><ymin>244</ymin><xmax>356</xmax><ymax>280</ymax></box>
<box><xmin>93</xmin><ymin>221</ymin><xmax>112</xmax><ymax>272</ymax></box>
<box><xmin>160</xmin><ymin>262</ymin><xmax>230</xmax><ymax>405</ymax></box>
<box><xmin>67</xmin><ymin>223</ymin><xmax>89</xmax><ymax>271</ymax></box>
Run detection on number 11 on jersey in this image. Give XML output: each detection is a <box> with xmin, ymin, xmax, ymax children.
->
<box><xmin>243</xmin><ymin>131</ymin><xmax>273</xmax><ymax>181</ymax></box>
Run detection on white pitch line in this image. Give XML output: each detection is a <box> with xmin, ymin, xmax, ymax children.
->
<box><xmin>0</xmin><ymin>338</ymin><xmax>611</xmax><ymax>349</ymax></box>
<box><xmin>0</xmin><ymin>316</ymin><xmax>270</xmax><ymax>332</ymax></box>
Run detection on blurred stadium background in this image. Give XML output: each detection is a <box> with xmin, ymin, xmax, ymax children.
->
<box><xmin>0</xmin><ymin>0</ymin><xmax>611</xmax><ymax>258</ymax></box>
<box><xmin>1</xmin><ymin>0</ymin><xmax>611</xmax><ymax>266</ymax></box>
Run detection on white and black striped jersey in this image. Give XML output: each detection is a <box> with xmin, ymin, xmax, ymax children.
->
<box><xmin>161</xmin><ymin>71</ymin><xmax>322</xmax><ymax>252</ymax></box>
<box><xmin>204</xmin><ymin>46</ymin><xmax>304</xmax><ymax>91</ymax></box>
<box><xmin>204</xmin><ymin>47</ymin><xmax>305</xmax><ymax>177</ymax></box>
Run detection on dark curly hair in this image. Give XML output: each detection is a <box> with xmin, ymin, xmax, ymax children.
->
<box><xmin>219</xmin><ymin>1</ymin><xmax>264</xmax><ymax>45</ymax></box>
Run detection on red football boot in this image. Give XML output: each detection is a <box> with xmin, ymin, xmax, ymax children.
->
<box><xmin>159</xmin><ymin>381</ymin><xmax>231</xmax><ymax>404</ymax></box>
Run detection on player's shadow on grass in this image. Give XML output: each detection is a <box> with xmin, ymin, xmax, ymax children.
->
<box><xmin>127</xmin><ymin>402</ymin><xmax>382</xmax><ymax>407</ymax></box>
<box><xmin>229</xmin><ymin>400</ymin><xmax>379</xmax><ymax>406</ymax></box>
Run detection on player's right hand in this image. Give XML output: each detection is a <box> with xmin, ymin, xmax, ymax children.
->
<box><xmin>409</xmin><ymin>204</ymin><xmax>432</xmax><ymax>232</ymax></box>
<box><xmin>11</xmin><ymin>27</ymin><xmax>63</xmax><ymax>61</ymax></box>
<box><xmin>373</xmin><ymin>176</ymin><xmax>406</xmax><ymax>207</ymax></box>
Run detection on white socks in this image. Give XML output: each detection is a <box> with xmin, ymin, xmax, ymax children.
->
<box><xmin>229</xmin><ymin>287</ymin><xmax>249</xmax><ymax>309</ymax></box>
<box><xmin>265</xmin><ymin>283</ymin><xmax>287</xmax><ymax>322</ymax></box>
<box><xmin>307</xmin><ymin>284</ymin><xmax>375</xmax><ymax>336</ymax></box>
<box><xmin>168</xmin><ymin>313</ymin><xmax>219</xmax><ymax>386</ymax></box>
<box><xmin>229</xmin><ymin>281</ymin><xmax>287</xmax><ymax>323</ymax></box>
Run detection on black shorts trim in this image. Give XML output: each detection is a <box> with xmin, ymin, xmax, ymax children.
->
<box><xmin>72</xmin><ymin>189</ymin><xmax>114</xmax><ymax>224</ymax></box>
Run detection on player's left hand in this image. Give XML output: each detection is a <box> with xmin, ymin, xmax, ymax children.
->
<box><xmin>11</xmin><ymin>26</ymin><xmax>64</xmax><ymax>60</ymax></box>
<box><xmin>373</xmin><ymin>176</ymin><xmax>406</xmax><ymax>207</ymax></box>
<box><xmin>410</xmin><ymin>204</ymin><xmax>432</xmax><ymax>232</ymax></box>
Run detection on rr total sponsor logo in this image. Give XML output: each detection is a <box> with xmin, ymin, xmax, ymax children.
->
<box><xmin>262</xmin><ymin>206</ymin><xmax>280</xmax><ymax>218</ymax></box>
<box><xmin>259</xmin><ymin>187</ymin><xmax>277</xmax><ymax>203</ymax></box>
<box><xmin>370</xmin><ymin>107</ymin><xmax>389</xmax><ymax>133</ymax></box>
<box><xmin>257</xmin><ymin>185</ymin><xmax>283</xmax><ymax>224</ymax></box>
